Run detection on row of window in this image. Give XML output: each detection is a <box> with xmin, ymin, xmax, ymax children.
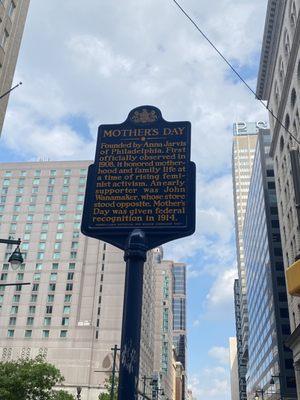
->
<box><xmin>1</xmin><ymin>176</ymin><xmax>86</xmax><ymax>187</ymax></box>
<box><xmin>0</xmin><ymin>293</ymin><xmax>72</xmax><ymax>304</ymax></box>
<box><xmin>2</xmin><ymin>168</ymin><xmax>87</xmax><ymax>178</ymax></box>
<box><xmin>7</xmin><ymin>329</ymin><xmax>68</xmax><ymax>338</ymax></box>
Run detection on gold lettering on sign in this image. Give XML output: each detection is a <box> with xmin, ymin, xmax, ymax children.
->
<box><xmin>92</xmin><ymin>125</ymin><xmax>189</xmax><ymax>227</ymax></box>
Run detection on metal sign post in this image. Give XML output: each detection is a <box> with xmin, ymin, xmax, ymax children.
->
<box><xmin>81</xmin><ymin>105</ymin><xmax>196</xmax><ymax>400</ymax></box>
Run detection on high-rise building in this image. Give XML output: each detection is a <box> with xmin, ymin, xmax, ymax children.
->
<box><xmin>172</xmin><ymin>262</ymin><xmax>186</xmax><ymax>400</ymax></box>
<box><xmin>243</xmin><ymin>129</ymin><xmax>296</xmax><ymax>399</ymax></box>
<box><xmin>0</xmin><ymin>160</ymin><xmax>156</xmax><ymax>400</ymax></box>
<box><xmin>229</xmin><ymin>337</ymin><xmax>239</xmax><ymax>400</ymax></box>
<box><xmin>256</xmin><ymin>0</ymin><xmax>300</xmax><ymax>396</ymax></box>
<box><xmin>0</xmin><ymin>0</ymin><xmax>30</xmax><ymax>135</ymax></box>
<box><xmin>232</xmin><ymin>121</ymin><xmax>267</xmax><ymax>399</ymax></box>
<box><xmin>153</xmin><ymin>248</ymin><xmax>174</xmax><ymax>400</ymax></box>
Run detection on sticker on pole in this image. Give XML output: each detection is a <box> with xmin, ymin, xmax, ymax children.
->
<box><xmin>81</xmin><ymin>105</ymin><xmax>196</xmax><ymax>250</ymax></box>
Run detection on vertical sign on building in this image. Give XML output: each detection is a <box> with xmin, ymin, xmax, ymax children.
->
<box><xmin>82</xmin><ymin>105</ymin><xmax>196</xmax><ymax>399</ymax></box>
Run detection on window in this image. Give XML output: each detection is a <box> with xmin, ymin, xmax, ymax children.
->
<box><xmin>25</xmin><ymin>223</ymin><xmax>32</xmax><ymax>232</ymax></box>
<box><xmin>1</xmin><ymin>29</ymin><xmax>9</xmax><ymax>48</ymax></box>
<box><xmin>12</xmin><ymin>294</ymin><xmax>20</xmax><ymax>302</ymax></box>
<box><xmin>37</xmin><ymin>252</ymin><xmax>44</xmax><ymax>260</ymax></box>
<box><xmin>61</xmin><ymin>195</ymin><xmax>68</xmax><ymax>202</ymax></box>
<box><xmin>43</xmin><ymin>214</ymin><xmax>50</xmax><ymax>221</ymax></box>
<box><xmin>30</xmin><ymin>295</ymin><xmax>37</xmax><ymax>302</ymax></box>
<box><xmin>33</xmin><ymin>178</ymin><xmax>40</xmax><ymax>185</ymax></box>
<box><xmin>64</xmin><ymin>169</ymin><xmax>71</xmax><ymax>176</ymax></box>
<box><xmin>24</xmin><ymin>330</ymin><xmax>32</xmax><ymax>338</ymax></box>
<box><xmin>67</xmin><ymin>270</ymin><xmax>75</xmax><ymax>280</ymax></box>
<box><xmin>46</xmin><ymin>195</ymin><xmax>52</xmax><ymax>203</ymax></box>
<box><xmin>0</xmin><ymin>273</ymin><xmax>7</xmax><ymax>281</ymax></box>
<box><xmin>49</xmin><ymin>283</ymin><xmax>56</xmax><ymax>291</ymax></box>
<box><xmin>53</xmin><ymin>252</ymin><xmax>60</xmax><ymax>260</ymax></box>
<box><xmin>9</xmin><ymin>317</ymin><xmax>16</xmax><ymax>325</ymax></box>
<box><xmin>70</xmin><ymin>251</ymin><xmax>77</xmax><ymax>259</ymax></box>
<box><xmin>44</xmin><ymin>204</ymin><xmax>51</xmax><ymax>212</ymax></box>
<box><xmin>63</xmin><ymin>306</ymin><xmax>70</xmax><ymax>314</ymax></box>
<box><xmin>52</xmin><ymin>263</ymin><xmax>59</xmax><ymax>270</ymax></box>
<box><xmin>63</xmin><ymin>177</ymin><xmax>70</xmax><ymax>185</ymax></box>
<box><xmin>66</xmin><ymin>283</ymin><xmax>73</xmax><ymax>291</ymax></box>
<box><xmin>78</xmin><ymin>186</ymin><xmax>85</xmax><ymax>193</ymax></box>
<box><xmin>71</xmin><ymin>242</ymin><xmax>78</xmax><ymax>250</ymax></box>
<box><xmin>50</xmin><ymin>169</ymin><xmax>56</xmax><ymax>177</ymax></box>
<box><xmin>73</xmin><ymin>231</ymin><xmax>80</xmax><ymax>239</ymax></box>
<box><xmin>60</xmin><ymin>330</ymin><xmax>67</xmax><ymax>338</ymax></box>
<box><xmin>50</xmin><ymin>273</ymin><xmax>57</xmax><ymax>282</ymax></box>
<box><xmin>32</xmin><ymin>284</ymin><xmax>39</xmax><ymax>291</ymax></box>
<box><xmin>56</xmin><ymin>232</ymin><xmax>63</xmax><ymax>240</ymax></box>
<box><xmin>76</xmin><ymin>204</ymin><xmax>83</xmax><ymax>211</ymax></box>
<box><xmin>11</xmin><ymin>306</ymin><xmax>18</xmax><ymax>314</ymax></box>
<box><xmin>79</xmin><ymin>177</ymin><xmax>85</xmax><ymax>184</ymax></box>
<box><xmin>64</xmin><ymin>294</ymin><xmax>72</xmax><ymax>302</ymax></box>
<box><xmin>62</xmin><ymin>186</ymin><xmax>68</xmax><ymax>193</ymax></box>
<box><xmin>40</xmin><ymin>232</ymin><xmax>47</xmax><ymax>240</ymax></box>
<box><xmin>74</xmin><ymin>223</ymin><xmax>80</xmax><ymax>231</ymax></box>
<box><xmin>39</xmin><ymin>242</ymin><xmax>46</xmax><ymax>251</ymax></box>
<box><xmin>54</xmin><ymin>242</ymin><xmax>61</xmax><ymax>250</ymax></box>
<box><xmin>47</xmin><ymin>294</ymin><xmax>54</xmax><ymax>302</ymax></box>
<box><xmin>42</xmin><ymin>330</ymin><xmax>49</xmax><ymax>338</ymax></box>
<box><xmin>35</xmin><ymin>263</ymin><xmax>43</xmax><ymax>271</ymax></box>
<box><xmin>41</xmin><ymin>223</ymin><xmax>48</xmax><ymax>231</ymax></box>
<box><xmin>29</xmin><ymin>306</ymin><xmax>36</xmax><ymax>314</ymax></box>
<box><xmin>57</xmin><ymin>222</ymin><xmax>64</xmax><ymax>230</ymax></box>
<box><xmin>15</xmin><ymin>196</ymin><xmax>22</xmax><ymax>204</ymax></box>
<box><xmin>2</xmin><ymin>263</ymin><xmax>9</xmax><ymax>270</ymax></box>
<box><xmin>60</xmin><ymin>204</ymin><xmax>67</xmax><ymax>212</ymax></box>
<box><xmin>17</xmin><ymin>273</ymin><xmax>24</xmax><ymax>281</ymax></box>
<box><xmin>7</xmin><ymin>330</ymin><xmax>14</xmax><ymax>338</ymax></box>
<box><xmin>44</xmin><ymin>317</ymin><xmax>51</xmax><ymax>326</ymax></box>
<box><xmin>3</xmin><ymin>178</ymin><xmax>10</xmax><ymax>186</ymax></box>
<box><xmin>291</xmin><ymin>88</ymin><xmax>297</xmax><ymax>108</ymax></box>
<box><xmin>33</xmin><ymin>273</ymin><xmax>41</xmax><ymax>281</ymax></box>
<box><xmin>284</xmin><ymin>29</ymin><xmax>291</xmax><ymax>55</ymax></box>
<box><xmin>32</xmin><ymin>187</ymin><xmax>38</xmax><ymax>194</ymax></box>
<box><xmin>62</xmin><ymin>317</ymin><xmax>69</xmax><ymax>326</ymax></box>
<box><xmin>77</xmin><ymin>195</ymin><xmax>84</xmax><ymax>201</ymax></box>
<box><xmin>59</xmin><ymin>214</ymin><xmax>65</xmax><ymax>220</ymax></box>
<box><xmin>35</xmin><ymin>170</ymin><xmax>41</xmax><ymax>177</ymax></box>
<box><xmin>69</xmin><ymin>263</ymin><xmax>75</xmax><ymax>270</ymax></box>
<box><xmin>46</xmin><ymin>305</ymin><xmax>53</xmax><ymax>314</ymax></box>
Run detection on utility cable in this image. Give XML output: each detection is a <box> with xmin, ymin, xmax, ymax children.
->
<box><xmin>171</xmin><ymin>0</ymin><xmax>300</xmax><ymax>146</ymax></box>
<box><xmin>0</xmin><ymin>82</ymin><xmax>22</xmax><ymax>101</ymax></box>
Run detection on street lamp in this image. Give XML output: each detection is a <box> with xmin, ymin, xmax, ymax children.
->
<box><xmin>255</xmin><ymin>389</ymin><xmax>264</xmax><ymax>400</ymax></box>
<box><xmin>76</xmin><ymin>386</ymin><xmax>82</xmax><ymax>400</ymax></box>
<box><xmin>270</xmin><ymin>374</ymin><xmax>281</xmax><ymax>385</ymax></box>
<box><xmin>0</xmin><ymin>238</ymin><xmax>23</xmax><ymax>269</ymax></box>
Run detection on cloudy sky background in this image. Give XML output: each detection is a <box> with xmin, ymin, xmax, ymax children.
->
<box><xmin>0</xmin><ymin>0</ymin><xmax>270</xmax><ymax>398</ymax></box>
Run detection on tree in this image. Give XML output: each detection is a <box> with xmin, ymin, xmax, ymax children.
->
<box><xmin>98</xmin><ymin>375</ymin><xmax>118</xmax><ymax>400</ymax></box>
<box><xmin>0</xmin><ymin>356</ymin><xmax>75</xmax><ymax>400</ymax></box>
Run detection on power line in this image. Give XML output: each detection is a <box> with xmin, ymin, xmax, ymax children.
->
<box><xmin>170</xmin><ymin>0</ymin><xmax>300</xmax><ymax>146</ymax></box>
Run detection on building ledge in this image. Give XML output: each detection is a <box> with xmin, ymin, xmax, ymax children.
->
<box><xmin>286</xmin><ymin>324</ymin><xmax>300</xmax><ymax>349</ymax></box>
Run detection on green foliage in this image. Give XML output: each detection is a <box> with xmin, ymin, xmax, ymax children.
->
<box><xmin>52</xmin><ymin>390</ymin><xmax>76</xmax><ymax>400</ymax></box>
<box><xmin>98</xmin><ymin>375</ymin><xmax>118</xmax><ymax>400</ymax></box>
<box><xmin>0</xmin><ymin>356</ymin><xmax>75</xmax><ymax>400</ymax></box>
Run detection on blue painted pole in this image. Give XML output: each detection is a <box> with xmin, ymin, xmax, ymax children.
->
<box><xmin>118</xmin><ymin>229</ymin><xmax>147</xmax><ymax>400</ymax></box>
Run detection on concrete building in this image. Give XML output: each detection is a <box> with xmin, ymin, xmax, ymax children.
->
<box><xmin>229</xmin><ymin>337</ymin><xmax>239</xmax><ymax>400</ymax></box>
<box><xmin>0</xmin><ymin>0</ymin><xmax>30</xmax><ymax>135</ymax></box>
<box><xmin>243</xmin><ymin>130</ymin><xmax>296</xmax><ymax>399</ymax></box>
<box><xmin>232</xmin><ymin>121</ymin><xmax>267</xmax><ymax>399</ymax></box>
<box><xmin>0</xmin><ymin>160</ymin><xmax>156</xmax><ymax>400</ymax></box>
<box><xmin>153</xmin><ymin>248</ymin><xmax>174</xmax><ymax>400</ymax></box>
<box><xmin>172</xmin><ymin>262</ymin><xmax>187</xmax><ymax>400</ymax></box>
<box><xmin>256</xmin><ymin>0</ymin><xmax>300</xmax><ymax>396</ymax></box>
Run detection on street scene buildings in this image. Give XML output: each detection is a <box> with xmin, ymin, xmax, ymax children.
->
<box><xmin>0</xmin><ymin>1</ymin><xmax>300</xmax><ymax>400</ymax></box>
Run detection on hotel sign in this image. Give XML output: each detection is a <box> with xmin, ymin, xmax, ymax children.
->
<box><xmin>81</xmin><ymin>105</ymin><xmax>196</xmax><ymax>250</ymax></box>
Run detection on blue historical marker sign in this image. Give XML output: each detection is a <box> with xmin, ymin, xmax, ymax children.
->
<box><xmin>81</xmin><ymin>105</ymin><xmax>196</xmax><ymax>251</ymax></box>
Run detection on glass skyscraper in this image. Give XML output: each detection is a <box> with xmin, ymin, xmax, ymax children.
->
<box><xmin>243</xmin><ymin>130</ymin><xmax>296</xmax><ymax>399</ymax></box>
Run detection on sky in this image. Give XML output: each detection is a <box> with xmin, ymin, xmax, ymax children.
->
<box><xmin>0</xmin><ymin>1</ymin><xmax>270</xmax><ymax>399</ymax></box>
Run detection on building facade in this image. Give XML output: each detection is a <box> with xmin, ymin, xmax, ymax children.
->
<box><xmin>0</xmin><ymin>0</ymin><xmax>30</xmax><ymax>135</ymax></box>
<box><xmin>243</xmin><ymin>130</ymin><xmax>296</xmax><ymax>399</ymax></box>
<box><xmin>256</xmin><ymin>0</ymin><xmax>300</xmax><ymax>396</ymax></box>
<box><xmin>229</xmin><ymin>337</ymin><xmax>239</xmax><ymax>400</ymax></box>
<box><xmin>232</xmin><ymin>121</ymin><xmax>267</xmax><ymax>399</ymax></box>
<box><xmin>172</xmin><ymin>262</ymin><xmax>187</xmax><ymax>400</ymax></box>
<box><xmin>0</xmin><ymin>160</ymin><xmax>156</xmax><ymax>400</ymax></box>
<box><xmin>153</xmin><ymin>248</ymin><xmax>174</xmax><ymax>400</ymax></box>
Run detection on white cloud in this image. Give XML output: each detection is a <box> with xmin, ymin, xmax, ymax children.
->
<box><xmin>189</xmin><ymin>367</ymin><xmax>230</xmax><ymax>400</ymax></box>
<box><xmin>208</xmin><ymin>346</ymin><xmax>230</xmax><ymax>366</ymax></box>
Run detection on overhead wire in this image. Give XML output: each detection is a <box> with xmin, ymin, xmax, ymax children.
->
<box><xmin>170</xmin><ymin>0</ymin><xmax>300</xmax><ymax>146</ymax></box>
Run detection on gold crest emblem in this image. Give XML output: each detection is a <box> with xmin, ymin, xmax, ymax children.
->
<box><xmin>131</xmin><ymin>109</ymin><xmax>158</xmax><ymax>124</ymax></box>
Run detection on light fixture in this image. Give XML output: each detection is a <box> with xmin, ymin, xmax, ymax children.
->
<box><xmin>8</xmin><ymin>245</ymin><xmax>23</xmax><ymax>270</ymax></box>
<box><xmin>270</xmin><ymin>377</ymin><xmax>275</xmax><ymax>385</ymax></box>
